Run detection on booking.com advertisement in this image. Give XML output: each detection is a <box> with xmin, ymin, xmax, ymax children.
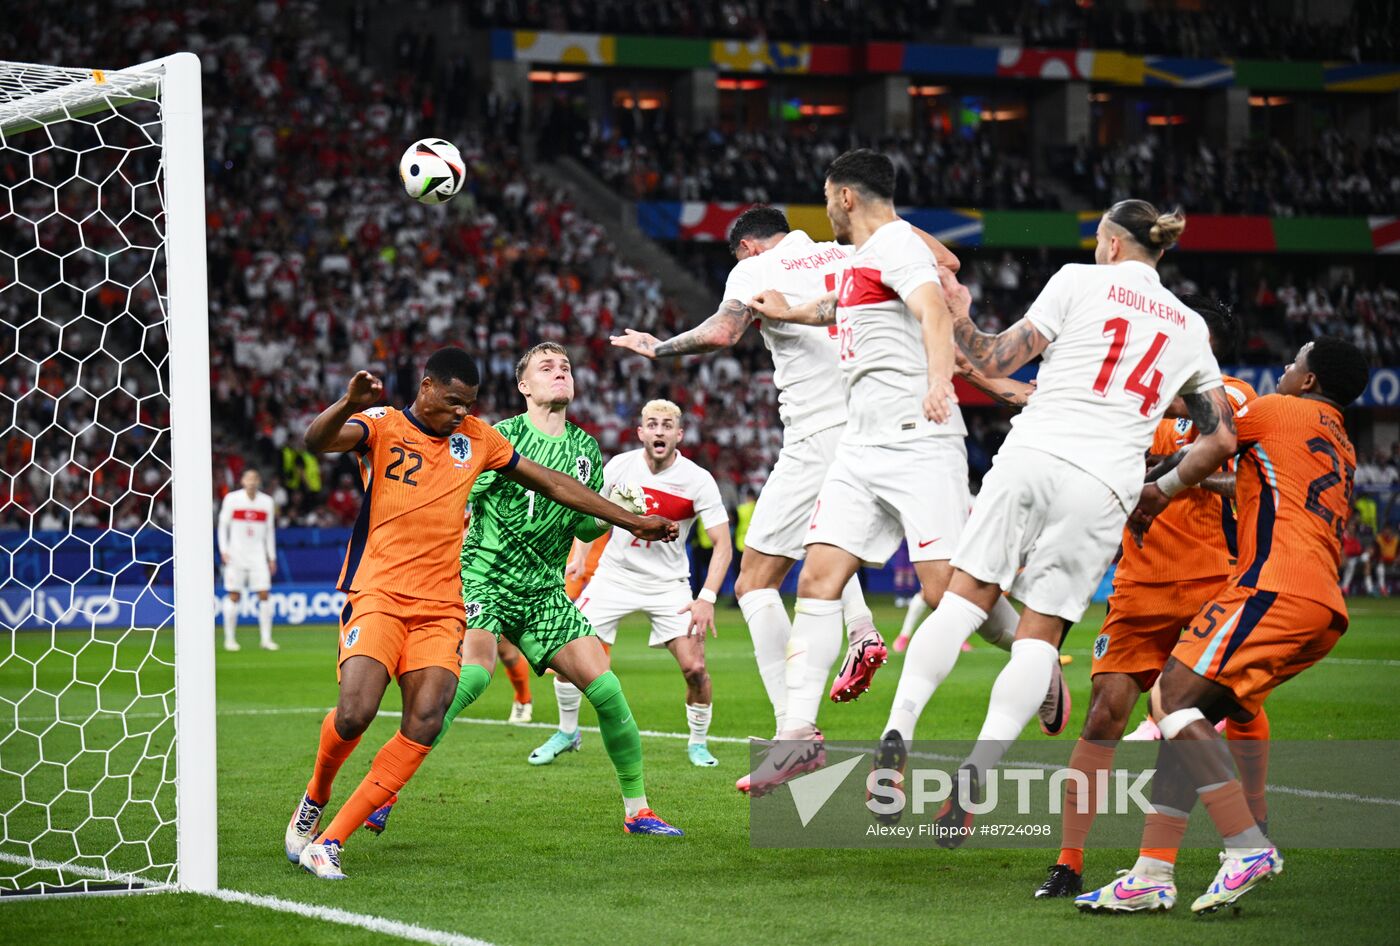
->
<box><xmin>746</xmin><ymin>739</ymin><xmax>1400</xmax><ymax>850</ymax></box>
<box><xmin>0</xmin><ymin>583</ymin><xmax>348</xmax><ymax>632</ymax></box>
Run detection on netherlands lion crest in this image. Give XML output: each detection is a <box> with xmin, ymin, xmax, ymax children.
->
<box><xmin>1174</xmin><ymin>417</ymin><xmax>1192</xmax><ymax>435</ymax></box>
<box><xmin>575</xmin><ymin>456</ymin><xmax>592</xmax><ymax>483</ymax></box>
<box><xmin>450</xmin><ymin>433</ymin><xmax>472</xmax><ymax>462</ymax></box>
<box><xmin>363</xmin><ymin>406</ymin><xmax>388</xmax><ymax>418</ymax></box>
<box><xmin>464</xmin><ymin>602</ymin><xmax>483</xmax><ymax>620</ymax></box>
<box><xmin>344</xmin><ymin>625</ymin><xmax>361</xmax><ymax>648</ymax></box>
<box><xmin>1093</xmin><ymin>633</ymin><xmax>1109</xmax><ymax>659</ymax></box>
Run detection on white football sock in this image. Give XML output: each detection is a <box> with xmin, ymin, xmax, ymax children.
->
<box><xmin>685</xmin><ymin>702</ymin><xmax>712</xmax><ymax>745</ymax></box>
<box><xmin>967</xmin><ymin>638</ymin><xmax>1059</xmax><ymax>776</ymax></box>
<box><xmin>555</xmin><ymin>677</ymin><xmax>582</xmax><ymax>734</ymax></box>
<box><xmin>258</xmin><ymin>598</ymin><xmax>274</xmax><ymax>645</ymax></box>
<box><xmin>839</xmin><ymin>574</ymin><xmax>875</xmax><ymax>642</ymax></box>
<box><xmin>222</xmin><ymin>597</ymin><xmax>237</xmax><ymax>646</ymax></box>
<box><xmin>1131</xmin><ymin>855</ymin><xmax>1176</xmax><ymax>880</ymax></box>
<box><xmin>975</xmin><ymin>595</ymin><xmax>1019</xmax><ymax>651</ymax></box>
<box><xmin>783</xmin><ymin>597</ymin><xmax>845</xmax><ymax>731</ymax></box>
<box><xmin>623</xmin><ymin>795</ymin><xmax>649</xmax><ymax>818</ymax></box>
<box><xmin>900</xmin><ymin>595</ymin><xmax>930</xmax><ymax>640</ymax></box>
<box><xmin>884</xmin><ymin>592</ymin><xmax>986</xmax><ymax>742</ymax></box>
<box><xmin>738</xmin><ymin>589</ymin><xmax>791</xmax><ymax>734</ymax></box>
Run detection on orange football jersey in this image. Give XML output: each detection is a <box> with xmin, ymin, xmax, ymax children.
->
<box><xmin>337</xmin><ymin>407</ymin><xmax>518</xmax><ymax>603</ymax></box>
<box><xmin>1114</xmin><ymin>376</ymin><xmax>1257</xmax><ymax>584</ymax></box>
<box><xmin>1232</xmin><ymin>393</ymin><xmax>1355</xmax><ymax>618</ymax></box>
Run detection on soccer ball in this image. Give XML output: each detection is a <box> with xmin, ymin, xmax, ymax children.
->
<box><xmin>398</xmin><ymin>138</ymin><xmax>464</xmax><ymax>205</ymax></box>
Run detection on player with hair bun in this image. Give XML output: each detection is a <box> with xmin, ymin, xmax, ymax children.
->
<box><xmin>876</xmin><ymin>198</ymin><xmax>1237</xmax><ymax>844</ymax></box>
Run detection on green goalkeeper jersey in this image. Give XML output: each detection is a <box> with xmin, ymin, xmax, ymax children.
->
<box><xmin>460</xmin><ymin>413</ymin><xmax>605</xmax><ymax>594</ymax></box>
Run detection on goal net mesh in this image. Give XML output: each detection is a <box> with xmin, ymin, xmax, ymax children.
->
<box><xmin>0</xmin><ymin>59</ymin><xmax>179</xmax><ymax>896</ymax></box>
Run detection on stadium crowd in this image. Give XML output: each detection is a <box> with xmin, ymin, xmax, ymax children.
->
<box><xmin>574</xmin><ymin>124</ymin><xmax>1059</xmax><ymax>209</ymax></box>
<box><xmin>569</xmin><ymin>116</ymin><xmax>1399</xmax><ymax>218</ymax></box>
<box><xmin>2</xmin><ymin>0</ymin><xmax>1396</xmax><ymax>538</ymax></box>
<box><xmin>961</xmin><ymin>0</ymin><xmax>1396</xmax><ymax>62</ymax></box>
<box><xmin>0</xmin><ymin>0</ymin><xmax>788</xmax><ymax>531</ymax></box>
<box><xmin>1061</xmin><ymin>130</ymin><xmax>1400</xmax><ymax>217</ymax></box>
<box><xmin>466</xmin><ymin>0</ymin><xmax>1395</xmax><ymax>61</ymax></box>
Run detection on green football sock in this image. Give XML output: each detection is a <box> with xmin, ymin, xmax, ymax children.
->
<box><xmin>434</xmin><ymin>664</ymin><xmax>492</xmax><ymax>748</ymax></box>
<box><xmin>583</xmin><ymin>670</ymin><xmax>645</xmax><ymax>799</ymax></box>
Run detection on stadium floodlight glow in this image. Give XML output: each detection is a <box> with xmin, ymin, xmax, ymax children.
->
<box><xmin>0</xmin><ymin>52</ymin><xmax>215</xmax><ymax>898</ymax></box>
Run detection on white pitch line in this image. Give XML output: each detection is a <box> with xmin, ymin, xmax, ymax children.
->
<box><xmin>0</xmin><ymin>849</ymin><xmax>169</xmax><ymax>889</ymax></box>
<box><xmin>202</xmin><ymin>888</ymin><xmax>499</xmax><ymax>946</ymax></box>
<box><xmin>0</xmin><ymin>850</ymin><xmax>500</xmax><ymax>945</ymax></box>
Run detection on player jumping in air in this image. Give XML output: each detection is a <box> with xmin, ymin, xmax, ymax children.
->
<box><xmin>876</xmin><ymin>200</ymin><xmax>1236</xmax><ymax>839</ymax></box>
<box><xmin>612</xmin><ymin>207</ymin><xmax>1021</xmax><ymax>764</ymax></box>
<box><xmin>1077</xmin><ymin>337</ymin><xmax>1365</xmax><ymax>914</ymax></box>
<box><xmin>539</xmin><ymin>399</ymin><xmax>732</xmax><ymax>768</ymax></box>
<box><xmin>1036</xmin><ymin>295</ymin><xmax>1270</xmax><ymax>899</ymax></box>
<box><xmin>356</xmin><ymin>343</ymin><xmax>687</xmax><ymax>842</ymax></box>
<box><xmin>286</xmin><ymin>347</ymin><xmax>680</xmax><ymax>880</ymax></box>
<box><xmin>217</xmin><ymin>468</ymin><xmax>278</xmax><ymax>651</ymax></box>
<box><xmin>743</xmin><ymin>150</ymin><xmax>1041</xmax><ymax>797</ymax></box>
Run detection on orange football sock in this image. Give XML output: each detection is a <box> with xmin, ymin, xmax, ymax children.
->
<box><xmin>1057</xmin><ymin>739</ymin><xmax>1118</xmax><ymax>873</ymax></box>
<box><xmin>1139</xmin><ymin>812</ymin><xmax>1190</xmax><ymax>865</ymax></box>
<box><xmin>317</xmin><ymin>732</ymin><xmax>431</xmax><ymax>846</ymax></box>
<box><xmin>503</xmin><ymin>658</ymin><xmax>532</xmax><ymax>704</ymax></box>
<box><xmin>1225</xmin><ymin>709</ymin><xmax>1270</xmax><ymax>825</ymax></box>
<box><xmin>1200</xmin><ymin>780</ymin><xmax>1257</xmax><ymax>841</ymax></box>
<box><xmin>306</xmin><ymin>710</ymin><xmax>361</xmax><ymax>805</ymax></box>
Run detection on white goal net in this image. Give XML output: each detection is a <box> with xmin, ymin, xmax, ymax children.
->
<box><xmin>0</xmin><ymin>54</ymin><xmax>215</xmax><ymax>898</ymax></box>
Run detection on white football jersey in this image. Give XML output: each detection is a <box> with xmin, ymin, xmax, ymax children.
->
<box><xmin>594</xmin><ymin>449</ymin><xmax>728</xmax><ymax>588</ymax></box>
<box><xmin>1005</xmin><ymin>260</ymin><xmax>1224</xmax><ymax>509</ymax></box>
<box><xmin>722</xmin><ymin>230</ymin><xmax>848</xmax><ymax>440</ymax></box>
<box><xmin>834</xmin><ymin>218</ymin><xmax>966</xmax><ymax>445</ymax></box>
<box><xmin>218</xmin><ymin>489</ymin><xmax>276</xmax><ymax>562</ymax></box>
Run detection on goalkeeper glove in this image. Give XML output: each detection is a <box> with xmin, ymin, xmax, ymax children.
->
<box><xmin>595</xmin><ymin>483</ymin><xmax>649</xmax><ymax>531</ymax></box>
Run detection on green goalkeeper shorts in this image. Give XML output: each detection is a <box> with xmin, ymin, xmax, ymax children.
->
<box><xmin>461</xmin><ymin>581</ymin><xmax>595</xmax><ymax>675</ymax></box>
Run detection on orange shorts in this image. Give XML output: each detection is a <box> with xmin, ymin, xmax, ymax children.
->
<box><xmin>1172</xmin><ymin>583</ymin><xmax>1346</xmax><ymax>716</ymax></box>
<box><xmin>1092</xmin><ymin>575</ymin><xmax>1228</xmax><ymax>689</ymax></box>
<box><xmin>565</xmin><ymin>533</ymin><xmax>609</xmax><ymax>601</ymax></box>
<box><xmin>337</xmin><ymin>589</ymin><xmax>466</xmax><ymax>681</ymax></box>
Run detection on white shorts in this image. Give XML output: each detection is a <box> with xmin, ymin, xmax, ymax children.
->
<box><xmin>223</xmin><ymin>559</ymin><xmax>271</xmax><ymax>594</ymax></box>
<box><xmin>807</xmin><ymin>435</ymin><xmax>970</xmax><ymax>567</ymax></box>
<box><xmin>952</xmin><ymin>446</ymin><xmax>1125</xmax><ymax>623</ymax></box>
<box><xmin>578</xmin><ymin>572</ymin><xmax>693</xmax><ymax>648</ymax></box>
<box><xmin>745</xmin><ymin>424</ymin><xmax>845</xmax><ymax>560</ymax></box>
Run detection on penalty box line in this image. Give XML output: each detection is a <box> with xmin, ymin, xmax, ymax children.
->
<box><xmin>9</xmin><ymin>704</ymin><xmax>1400</xmax><ymax>808</ymax></box>
<box><xmin>227</xmin><ymin>706</ymin><xmax>1400</xmax><ymax>809</ymax></box>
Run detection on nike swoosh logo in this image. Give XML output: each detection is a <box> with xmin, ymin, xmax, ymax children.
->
<box><xmin>917</xmin><ymin>537</ymin><xmax>940</xmax><ymax>548</ymax></box>
<box><xmin>404</xmin><ymin>439</ymin><xmax>419</xmax><ymax>444</ymax></box>
<box><xmin>1115</xmin><ymin>881</ymin><xmax>1169</xmax><ymax>899</ymax></box>
<box><xmin>1224</xmin><ymin>857</ymin><xmax>1272</xmax><ymax>890</ymax></box>
<box><xmin>773</xmin><ymin>745</ymin><xmax>821</xmax><ymax>768</ymax></box>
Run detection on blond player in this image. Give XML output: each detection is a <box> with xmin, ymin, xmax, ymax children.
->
<box><xmin>217</xmin><ymin>468</ymin><xmax>278</xmax><ymax>651</ymax></box>
<box><xmin>536</xmin><ymin>400</ymin><xmax>733</xmax><ymax>768</ymax></box>
<box><xmin>612</xmin><ymin>206</ymin><xmax>1026</xmax><ymax>775</ymax></box>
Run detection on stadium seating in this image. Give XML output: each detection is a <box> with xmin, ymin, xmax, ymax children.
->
<box><xmin>2</xmin><ymin>0</ymin><xmax>1396</xmax><ymax>538</ymax></box>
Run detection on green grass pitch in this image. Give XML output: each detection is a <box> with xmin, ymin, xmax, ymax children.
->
<box><xmin>3</xmin><ymin>597</ymin><xmax>1399</xmax><ymax>944</ymax></box>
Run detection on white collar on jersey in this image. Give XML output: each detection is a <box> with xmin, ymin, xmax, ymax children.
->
<box><xmin>1112</xmin><ymin>259</ymin><xmax>1162</xmax><ymax>282</ymax></box>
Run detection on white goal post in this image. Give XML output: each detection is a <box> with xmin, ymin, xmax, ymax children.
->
<box><xmin>0</xmin><ymin>52</ymin><xmax>215</xmax><ymax>897</ymax></box>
